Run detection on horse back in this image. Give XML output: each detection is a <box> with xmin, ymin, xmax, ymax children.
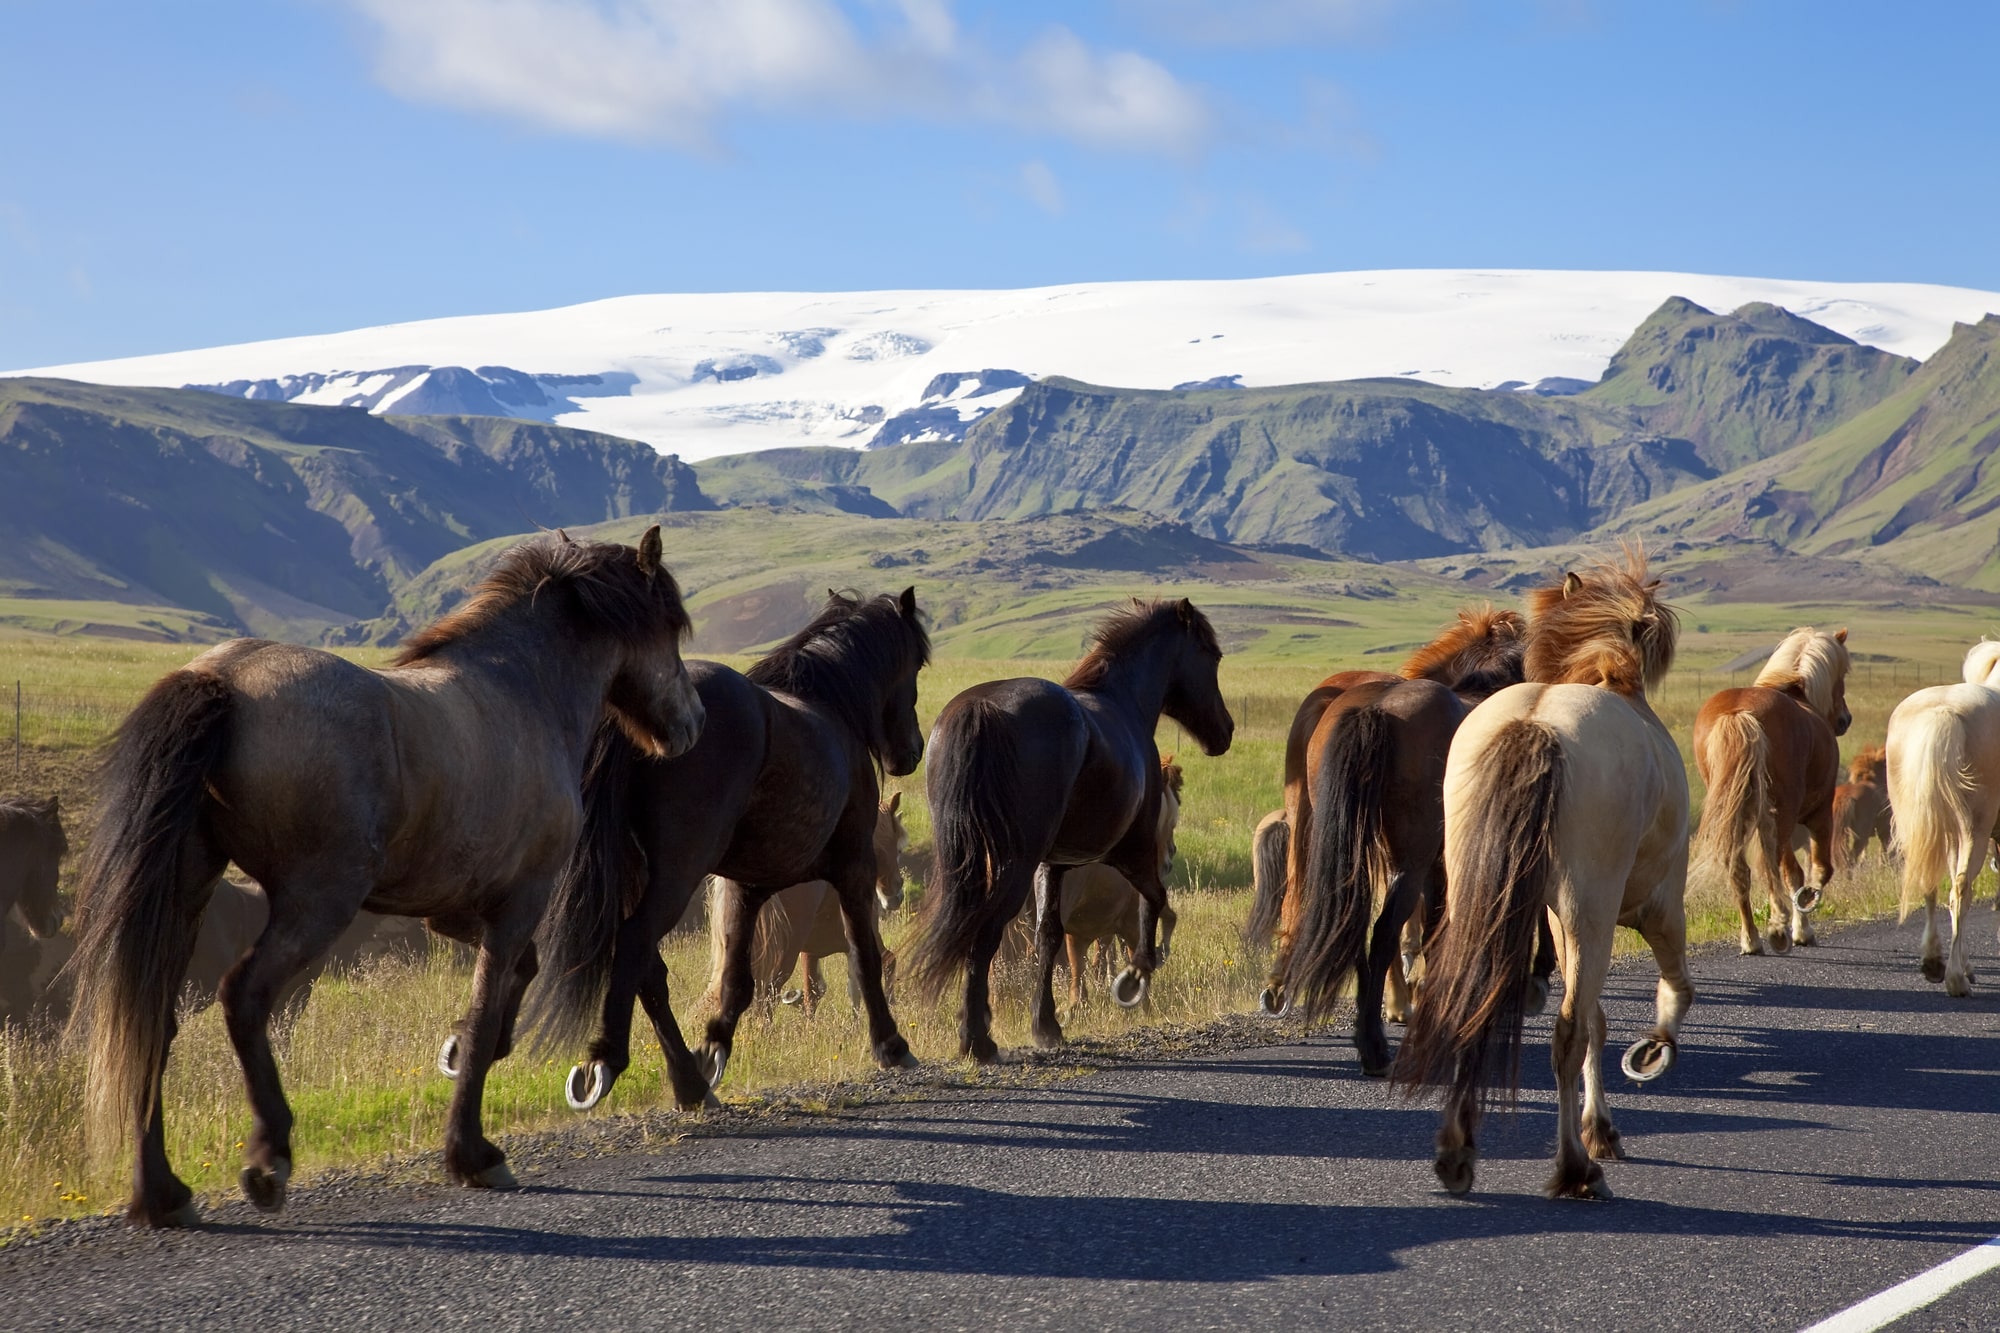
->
<box><xmin>1696</xmin><ymin>685</ymin><xmax>1840</xmax><ymax>814</ymax></box>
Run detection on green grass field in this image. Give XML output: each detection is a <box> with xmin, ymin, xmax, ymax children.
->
<box><xmin>0</xmin><ymin>598</ymin><xmax>1986</xmax><ymax>1230</ymax></box>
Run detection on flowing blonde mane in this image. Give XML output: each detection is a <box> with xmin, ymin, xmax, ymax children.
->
<box><xmin>1963</xmin><ymin>639</ymin><xmax>2000</xmax><ymax>688</ymax></box>
<box><xmin>1522</xmin><ymin>550</ymin><xmax>1678</xmax><ymax>696</ymax></box>
<box><xmin>1754</xmin><ymin>627</ymin><xmax>1850</xmax><ymax>722</ymax></box>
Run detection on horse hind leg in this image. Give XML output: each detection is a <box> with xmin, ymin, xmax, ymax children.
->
<box><xmin>1945</xmin><ymin>838</ymin><xmax>1982</xmax><ymax>998</ymax></box>
<box><xmin>1030</xmin><ymin>866</ymin><xmax>1069</xmax><ymax>1049</ymax></box>
<box><xmin>1729</xmin><ymin>849</ymin><xmax>1764</xmax><ymax>957</ymax></box>
<box><xmin>1548</xmin><ymin>916</ymin><xmax>1615</xmax><ymax>1201</ymax></box>
<box><xmin>219</xmin><ymin>879</ymin><xmax>367</xmax><ymax>1212</ymax></box>
<box><xmin>1580</xmin><ymin>1000</ymin><xmax>1623</xmax><ymax>1162</ymax></box>
<box><xmin>1919</xmin><ymin>888</ymin><xmax>1946</xmax><ymax>983</ymax></box>
<box><xmin>1354</xmin><ymin>874</ymin><xmax>1412</xmax><ymax>1077</ymax></box>
<box><xmin>636</xmin><ymin>953</ymin><xmax>718</xmax><ymax>1111</ymax></box>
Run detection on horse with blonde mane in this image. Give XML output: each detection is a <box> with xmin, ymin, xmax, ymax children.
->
<box><xmin>1884</xmin><ymin>640</ymin><xmax>2000</xmax><ymax>996</ymax></box>
<box><xmin>1395</xmin><ymin>553</ymin><xmax>1690</xmax><ymax>1201</ymax></box>
<box><xmin>1262</xmin><ymin>605</ymin><xmax>1528</xmax><ymax>1075</ymax></box>
<box><xmin>1691</xmin><ymin>627</ymin><xmax>1852</xmax><ymax>954</ymax></box>
<box><xmin>1833</xmin><ymin>747</ymin><xmax>1893</xmax><ymax>869</ymax></box>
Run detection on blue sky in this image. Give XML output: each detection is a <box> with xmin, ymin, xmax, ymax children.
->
<box><xmin>4</xmin><ymin>0</ymin><xmax>1998</xmax><ymax>368</ymax></box>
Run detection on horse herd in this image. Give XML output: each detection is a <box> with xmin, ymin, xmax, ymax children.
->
<box><xmin>8</xmin><ymin>528</ymin><xmax>1993</xmax><ymax>1227</ymax></box>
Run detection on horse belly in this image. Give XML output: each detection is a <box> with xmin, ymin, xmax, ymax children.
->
<box><xmin>1059</xmin><ymin>866</ymin><xmax>1138</xmax><ymax>942</ymax></box>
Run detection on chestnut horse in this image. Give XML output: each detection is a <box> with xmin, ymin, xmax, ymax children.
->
<box><xmin>1885</xmin><ymin>640</ymin><xmax>2000</xmax><ymax>996</ymax></box>
<box><xmin>908</xmin><ymin>599</ymin><xmax>1234</xmax><ymax>1061</ymax></box>
<box><xmin>1260</xmin><ymin>606</ymin><xmax>1528</xmax><ymax>1075</ymax></box>
<box><xmin>67</xmin><ymin>528</ymin><xmax>703</xmax><ymax>1227</ymax></box>
<box><xmin>698</xmin><ymin>795</ymin><xmax>909</xmax><ymax>1017</ymax></box>
<box><xmin>1691</xmin><ymin>628</ymin><xmax>1852</xmax><ymax>954</ymax></box>
<box><xmin>1241</xmin><ymin>808</ymin><xmax>1289</xmax><ymax>953</ymax></box>
<box><xmin>1395</xmin><ymin>553</ymin><xmax>1691</xmax><ymax>1201</ymax></box>
<box><xmin>1833</xmin><ymin>747</ymin><xmax>1893</xmax><ymax>868</ymax></box>
<box><xmin>536</xmin><ymin>588</ymin><xmax>930</xmax><ymax>1110</ymax></box>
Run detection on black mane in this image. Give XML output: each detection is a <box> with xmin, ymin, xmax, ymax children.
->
<box><xmin>746</xmin><ymin>591</ymin><xmax>931</xmax><ymax>757</ymax></box>
<box><xmin>1065</xmin><ymin>599</ymin><xmax>1221</xmax><ymax>690</ymax></box>
<box><xmin>395</xmin><ymin>535</ymin><xmax>690</xmax><ymax>665</ymax></box>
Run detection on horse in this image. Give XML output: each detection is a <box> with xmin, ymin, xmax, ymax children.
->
<box><xmin>1833</xmin><ymin>747</ymin><xmax>1893</xmax><ymax>868</ymax></box>
<box><xmin>1241</xmin><ymin>809</ymin><xmax>1289</xmax><ymax>953</ymax></box>
<box><xmin>697</xmin><ymin>794</ymin><xmax>910</xmax><ymax>1018</ymax></box>
<box><xmin>1884</xmin><ymin>640</ymin><xmax>2000</xmax><ymax>997</ymax></box>
<box><xmin>1691</xmin><ymin>628</ymin><xmax>1853</xmax><ymax>954</ymax></box>
<box><xmin>1395</xmin><ymin>551</ymin><xmax>1690</xmax><ymax>1201</ymax></box>
<box><xmin>66</xmin><ymin>527</ymin><xmax>703</xmax><ymax>1228</ymax></box>
<box><xmin>908</xmin><ymin>598</ymin><xmax>1234</xmax><ymax>1062</ymax></box>
<box><xmin>1056</xmin><ymin>757</ymin><xmax>1185</xmax><ymax>1010</ymax></box>
<box><xmin>0</xmin><ymin>795</ymin><xmax>66</xmax><ymax>941</ymax></box>
<box><xmin>1261</xmin><ymin>606</ymin><xmax>1529</xmax><ymax>1075</ymax></box>
<box><xmin>535</xmin><ymin>588</ymin><xmax>930</xmax><ymax>1112</ymax></box>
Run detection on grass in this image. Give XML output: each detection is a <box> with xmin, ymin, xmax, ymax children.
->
<box><xmin>0</xmin><ymin>619</ymin><xmax>1984</xmax><ymax>1230</ymax></box>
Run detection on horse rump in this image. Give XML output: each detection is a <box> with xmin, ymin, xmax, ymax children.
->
<box><xmin>1888</xmin><ymin>703</ymin><xmax>1975</xmax><ymax>917</ymax></box>
<box><xmin>906</xmin><ymin>697</ymin><xmax>1025</xmax><ymax>999</ymax></box>
<box><xmin>1691</xmin><ymin>710</ymin><xmax>1775</xmax><ymax>894</ymax></box>
<box><xmin>66</xmin><ymin>671</ymin><xmax>234</xmax><ymax>1157</ymax></box>
<box><xmin>1288</xmin><ymin>704</ymin><xmax>1396</xmax><ymax>1019</ymax></box>
<box><xmin>1393</xmin><ymin>718</ymin><xmax>1563</xmax><ymax>1109</ymax></box>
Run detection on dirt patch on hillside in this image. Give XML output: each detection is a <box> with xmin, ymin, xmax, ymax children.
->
<box><xmin>692</xmin><ymin>579</ymin><xmax>816</xmax><ymax>652</ymax></box>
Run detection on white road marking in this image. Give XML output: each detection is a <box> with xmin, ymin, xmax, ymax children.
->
<box><xmin>1801</xmin><ymin>1235</ymin><xmax>2000</xmax><ymax>1332</ymax></box>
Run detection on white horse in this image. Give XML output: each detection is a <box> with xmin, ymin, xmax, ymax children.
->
<box><xmin>1884</xmin><ymin>641</ymin><xmax>2000</xmax><ymax>996</ymax></box>
<box><xmin>1395</xmin><ymin>552</ymin><xmax>1692</xmax><ymax>1201</ymax></box>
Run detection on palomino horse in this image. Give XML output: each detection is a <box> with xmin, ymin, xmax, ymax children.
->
<box><xmin>1395</xmin><ymin>553</ymin><xmax>1690</xmax><ymax>1201</ymax></box>
<box><xmin>698</xmin><ymin>794</ymin><xmax>910</xmax><ymax>1018</ymax></box>
<box><xmin>0</xmin><ymin>794</ymin><xmax>66</xmax><ymax>940</ymax></box>
<box><xmin>67</xmin><ymin>528</ymin><xmax>703</xmax><ymax>1227</ymax></box>
<box><xmin>909</xmin><ymin>599</ymin><xmax>1234</xmax><ymax>1061</ymax></box>
<box><xmin>1262</xmin><ymin>606</ymin><xmax>1528</xmax><ymax>1075</ymax></box>
<box><xmin>1692</xmin><ymin>628</ymin><xmax>1852</xmax><ymax>953</ymax></box>
<box><xmin>1056</xmin><ymin>758</ymin><xmax>1185</xmax><ymax>1010</ymax></box>
<box><xmin>1885</xmin><ymin>640</ymin><xmax>2000</xmax><ymax>997</ymax></box>
<box><xmin>537</xmin><ymin>589</ymin><xmax>930</xmax><ymax>1111</ymax></box>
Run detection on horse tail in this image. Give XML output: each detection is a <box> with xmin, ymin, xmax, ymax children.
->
<box><xmin>906</xmin><ymin>698</ymin><xmax>1023</xmax><ymax>999</ymax></box>
<box><xmin>530</xmin><ymin>722</ymin><xmax>644</xmax><ymax>1050</ymax></box>
<box><xmin>1241</xmin><ymin>810</ymin><xmax>1290</xmax><ymax>950</ymax></box>
<box><xmin>1393</xmin><ymin>718</ymin><xmax>1563</xmax><ymax>1110</ymax></box>
<box><xmin>1288</xmin><ymin>705</ymin><xmax>1396</xmax><ymax>1018</ymax></box>
<box><xmin>67</xmin><ymin>671</ymin><xmax>234</xmax><ymax>1156</ymax></box>
<box><xmin>1889</xmin><ymin>703</ymin><xmax>1975</xmax><ymax>917</ymax></box>
<box><xmin>696</xmin><ymin>877</ymin><xmax>786</xmax><ymax>1013</ymax></box>
<box><xmin>1691</xmin><ymin>711</ymin><xmax>1772</xmax><ymax>895</ymax></box>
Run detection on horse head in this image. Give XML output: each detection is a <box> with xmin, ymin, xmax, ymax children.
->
<box><xmin>1849</xmin><ymin>745</ymin><xmax>1888</xmax><ymax>788</ymax></box>
<box><xmin>874</xmin><ymin>791</ymin><xmax>909</xmax><ymax>913</ymax></box>
<box><xmin>749</xmin><ymin>585</ymin><xmax>932</xmax><ymax>778</ymax></box>
<box><xmin>1756</xmin><ymin>626</ymin><xmax>1852</xmax><ymax>735</ymax></box>
<box><xmin>1963</xmin><ymin>639</ymin><xmax>2000</xmax><ymax>690</ymax></box>
<box><xmin>880</xmin><ymin>587</ymin><xmax>930</xmax><ymax>777</ymax></box>
<box><xmin>1156</xmin><ymin>759</ymin><xmax>1184</xmax><ymax>881</ymax></box>
<box><xmin>12</xmin><ymin>795</ymin><xmax>65</xmax><ymax>939</ymax></box>
<box><xmin>1401</xmin><ymin>604</ymin><xmax>1527</xmax><ymax>700</ymax></box>
<box><xmin>605</xmin><ymin>526</ymin><xmax>706</xmax><ymax>759</ymax></box>
<box><xmin>1160</xmin><ymin>599</ymin><xmax>1235</xmax><ymax>757</ymax></box>
<box><xmin>1523</xmin><ymin>550</ymin><xmax>1679</xmax><ymax>696</ymax></box>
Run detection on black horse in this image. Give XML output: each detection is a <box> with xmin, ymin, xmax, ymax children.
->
<box><xmin>536</xmin><ymin>588</ymin><xmax>930</xmax><ymax>1110</ymax></box>
<box><xmin>909</xmin><ymin>599</ymin><xmax>1234</xmax><ymax>1062</ymax></box>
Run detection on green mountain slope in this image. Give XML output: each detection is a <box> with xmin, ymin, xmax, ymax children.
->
<box><xmin>1614</xmin><ymin>315</ymin><xmax>2000</xmax><ymax>588</ymax></box>
<box><xmin>0</xmin><ymin>378</ymin><xmax>710</xmax><ymax>639</ymax></box>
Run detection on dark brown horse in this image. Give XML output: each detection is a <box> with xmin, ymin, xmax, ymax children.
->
<box><xmin>1261</xmin><ymin>606</ymin><xmax>1528</xmax><ymax>1075</ymax></box>
<box><xmin>908</xmin><ymin>599</ymin><xmax>1234</xmax><ymax>1062</ymax></box>
<box><xmin>0</xmin><ymin>794</ymin><xmax>66</xmax><ymax>940</ymax></box>
<box><xmin>67</xmin><ymin>528</ymin><xmax>703</xmax><ymax>1227</ymax></box>
<box><xmin>535</xmin><ymin>588</ymin><xmax>930</xmax><ymax>1111</ymax></box>
<box><xmin>1692</xmin><ymin>627</ymin><xmax>1852</xmax><ymax>953</ymax></box>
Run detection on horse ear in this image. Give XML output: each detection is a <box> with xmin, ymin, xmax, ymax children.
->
<box><xmin>1161</xmin><ymin>752</ymin><xmax>1175</xmax><ymax>767</ymax></box>
<box><xmin>1176</xmin><ymin>597</ymin><xmax>1195</xmax><ymax>624</ymax></box>
<box><xmin>636</xmin><ymin>524</ymin><xmax>663</xmax><ymax>576</ymax></box>
<box><xmin>1835</xmin><ymin>627</ymin><xmax>1849</xmax><ymax>643</ymax></box>
<box><xmin>1562</xmin><ymin>571</ymin><xmax>1583</xmax><ymax>598</ymax></box>
<box><xmin>887</xmin><ymin>790</ymin><xmax>900</xmax><ymax>813</ymax></box>
<box><xmin>556</xmin><ymin>528</ymin><xmax>572</xmax><ymax>545</ymax></box>
<box><xmin>900</xmin><ymin>586</ymin><xmax>918</xmax><ymax>617</ymax></box>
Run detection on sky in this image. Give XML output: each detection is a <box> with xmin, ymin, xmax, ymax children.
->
<box><xmin>3</xmin><ymin>0</ymin><xmax>1999</xmax><ymax>368</ymax></box>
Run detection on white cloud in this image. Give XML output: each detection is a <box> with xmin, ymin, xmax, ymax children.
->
<box><xmin>1019</xmin><ymin>159</ymin><xmax>1065</xmax><ymax>215</ymax></box>
<box><xmin>340</xmin><ymin>0</ymin><xmax>1210</xmax><ymax>154</ymax></box>
<box><xmin>1123</xmin><ymin>0</ymin><xmax>1415</xmax><ymax>46</ymax></box>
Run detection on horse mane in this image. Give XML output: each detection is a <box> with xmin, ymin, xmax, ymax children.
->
<box><xmin>0</xmin><ymin>794</ymin><xmax>59</xmax><ymax>824</ymax></box>
<box><xmin>1160</xmin><ymin>755</ymin><xmax>1185</xmax><ymax>799</ymax></box>
<box><xmin>745</xmin><ymin>590</ymin><xmax>931</xmax><ymax>758</ymax></box>
<box><xmin>394</xmin><ymin>534</ymin><xmax>689</xmax><ymax>665</ymax></box>
<box><xmin>1522</xmin><ymin>549</ymin><xmax>1678</xmax><ymax>696</ymax></box>
<box><xmin>1848</xmin><ymin>744</ymin><xmax>1887</xmax><ymax>786</ymax></box>
<box><xmin>1755</xmin><ymin>627</ymin><xmax>1850</xmax><ymax>718</ymax></box>
<box><xmin>1065</xmin><ymin>599</ymin><xmax>1221</xmax><ymax>690</ymax></box>
<box><xmin>1963</xmin><ymin>639</ymin><xmax>2000</xmax><ymax>687</ymax></box>
<box><xmin>1401</xmin><ymin>605</ymin><xmax>1527</xmax><ymax>695</ymax></box>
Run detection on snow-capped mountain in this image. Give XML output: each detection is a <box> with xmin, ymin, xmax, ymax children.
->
<box><xmin>13</xmin><ymin>270</ymin><xmax>2000</xmax><ymax>461</ymax></box>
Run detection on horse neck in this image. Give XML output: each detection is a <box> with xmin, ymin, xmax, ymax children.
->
<box><xmin>1073</xmin><ymin>643</ymin><xmax>1176</xmax><ymax>724</ymax></box>
<box><xmin>410</xmin><ymin>615</ymin><xmax>623</xmax><ymax>757</ymax></box>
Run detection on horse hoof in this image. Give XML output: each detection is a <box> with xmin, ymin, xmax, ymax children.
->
<box><xmin>1550</xmin><ymin>1165</ymin><xmax>1613</xmax><ymax>1201</ymax></box>
<box><xmin>1792</xmin><ymin>884</ymin><xmax>1823</xmax><ymax>913</ymax></box>
<box><xmin>702</xmin><ymin>1091</ymin><xmax>722</xmax><ymax>1112</ymax></box>
<box><xmin>1945</xmin><ymin>973</ymin><xmax>1973</xmax><ymax>999</ymax></box>
<box><xmin>1258</xmin><ymin>986</ymin><xmax>1286</xmax><ymax>1017</ymax></box>
<box><xmin>1434</xmin><ymin>1146</ymin><xmax>1476</xmax><ymax>1196</ymax></box>
<box><xmin>894</xmin><ymin>1048</ymin><xmax>920</xmax><ymax>1070</ymax></box>
<box><xmin>1621</xmin><ymin>1037</ymin><xmax>1675</xmax><ymax>1082</ymax></box>
<box><xmin>565</xmin><ymin>1060</ymin><xmax>611</xmax><ymax>1111</ymax></box>
<box><xmin>437</xmin><ymin>1035</ymin><xmax>461</xmax><ymax>1079</ymax></box>
<box><xmin>1110</xmin><ymin>968</ymin><xmax>1148</xmax><ymax>1009</ymax></box>
<box><xmin>469</xmin><ymin>1162</ymin><xmax>518</xmax><ymax>1190</ymax></box>
<box><xmin>1921</xmin><ymin>956</ymin><xmax>1946</xmax><ymax>983</ymax></box>
<box><xmin>240</xmin><ymin>1158</ymin><xmax>291</xmax><ymax>1213</ymax></box>
<box><xmin>159</xmin><ymin>1199</ymin><xmax>203</xmax><ymax>1228</ymax></box>
<box><xmin>1766</xmin><ymin>929</ymin><xmax>1793</xmax><ymax>955</ymax></box>
<box><xmin>1032</xmin><ymin>1027</ymin><xmax>1066</xmax><ymax>1050</ymax></box>
<box><xmin>698</xmin><ymin>1045</ymin><xmax>729</xmax><ymax>1088</ymax></box>
<box><xmin>1522</xmin><ymin>975</ymin><xmax>1551</xmax><ymax>1018</ymax></box>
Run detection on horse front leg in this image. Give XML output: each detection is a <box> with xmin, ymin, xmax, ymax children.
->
<box><xmin>441</xmin><ymin>906</ymin><xmax>538</xmax><ymax>1190</ymax></box>
<box><xmin>565</xmin><ymin>886</ymin><xmax>682</xmax><ymax>1112</ymax></box>
<box><xmin>1065</xmin><ymin>933</ymin><xmax>1087</xmax><ymax>1011</ymax></box>
<box><xmin>831</xmin><ymin>862</ymin><xmax>915</xmax><ymax>1071</ymax></box>
<box><xmin>700</xmin><ymin>882</ymin><xmax>772</xmax><ymax>1087</ymax></box>
<box><xmin>1794</xmin><ymin>804</ymin><xmax>1837</xmax><ymax>946</ymax></box>
<box><xmin>1106</xmin><ymin>848</ymin><xmax>1167</xmax><ymax>1011</ymax></box>
<box><xmin>1354</xmin><ymin>874</ymin><xmax>1413</xmax><ymax>1077</ymax></box>
<box><xmin>635</xmin><ymin>953</ymin><xmax>718</xmax><ymax>1111</ymax></box>
<box><xmin>1030</xmin><ymin>864</ymin><xmax>1069</xmax><ymax>1048</ymax></box>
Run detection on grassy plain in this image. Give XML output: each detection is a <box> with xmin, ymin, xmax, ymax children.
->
<box><xmin>0</xmin><ymin>590</ymin><xmax>1988</xmax><ymax>1229</ymax></box>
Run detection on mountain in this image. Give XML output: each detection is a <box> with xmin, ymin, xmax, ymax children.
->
<box><xmin>0</xmin><ymin>378</ymin><xmax>709</xmax><ymax>640</ymax></box>
<box><xmin>692</xmin><ymin>300</ymin><xmax>1928</xmax><ymax>561</ymax></box>
<box><xmin>13</xmin><ymin>270</ymin><xmax>1997</xmax><ymax>460</ymax></box>
<box><xmin>1614</xmin><ymin>314</ymin><xmax>2000</xmax><ymax>587</ymax></box>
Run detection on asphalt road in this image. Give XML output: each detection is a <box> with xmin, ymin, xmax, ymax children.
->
<box><xmin>4</xmin><ymin>911</ymin><xmax>1998</xmax><ymax>1332</ymax></box>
